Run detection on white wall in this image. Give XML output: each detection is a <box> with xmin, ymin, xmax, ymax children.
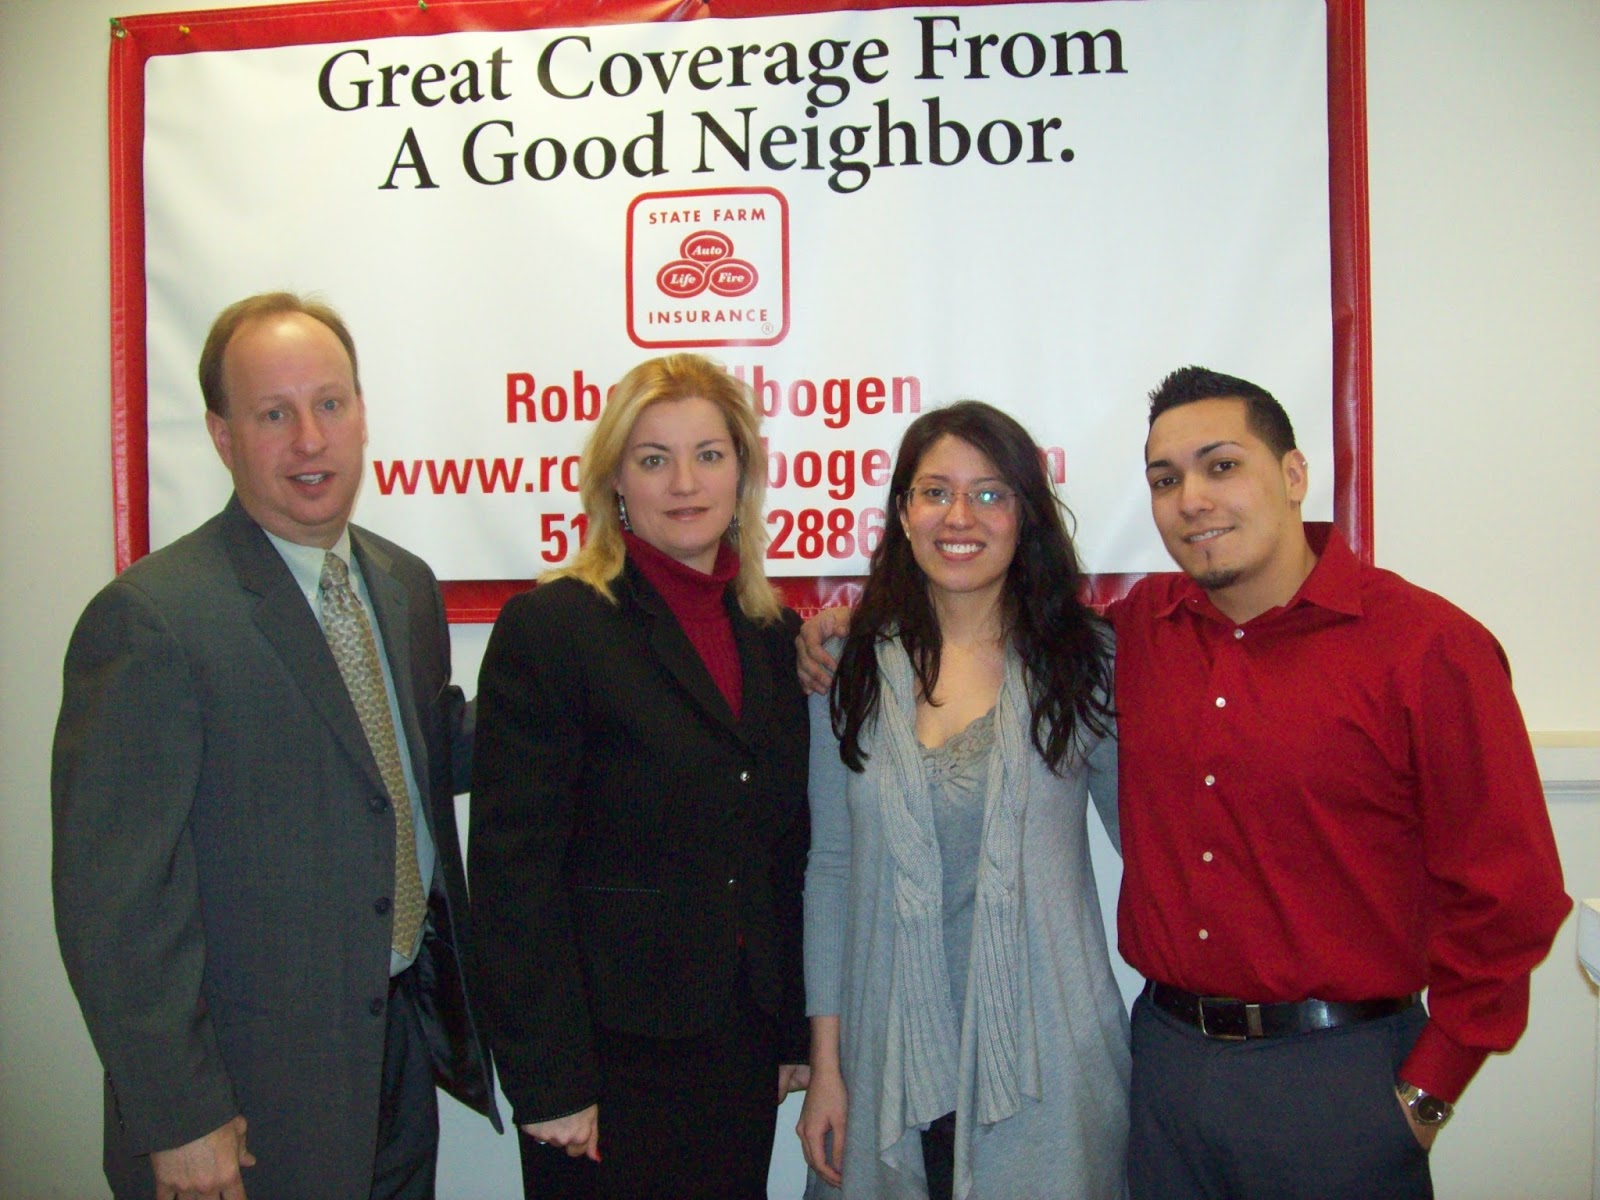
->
<box><xmin>1365</xmin><ymin>8</ymin><xmax>1600</xmax><ymax>1189</ymax></box>
<box><xmin>1366</xmin><ymin>1</ymin><xmax>1600</xmax><ymax>733</ymax></box>
<box><xmin>2</xmin><ymin>2</ymin><xmax>1596</xmax><ymax>1197</ymax></box>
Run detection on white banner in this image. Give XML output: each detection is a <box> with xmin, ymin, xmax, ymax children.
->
<box><xmin>141</xmin><ymin>0</ymin><xmax>1334</xmax><ymax>581</ymax></box>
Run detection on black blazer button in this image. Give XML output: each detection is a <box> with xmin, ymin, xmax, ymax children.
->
<box><xmin>369</xmin><ymin>997</ymin><xmax>385</xmax><ymax>1016</ymax></box>
<box><xmin>375</xmin><ymin>897</ymin><xmax>392</xmax><ymax>915</ymax></box>
<box><xmin>369</xmin><ymin>795</ymin><xmax>388</xmax><ymax>814</ymax></box>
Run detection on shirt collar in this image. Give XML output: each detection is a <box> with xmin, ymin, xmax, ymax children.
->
<box><xmin>265</xmin><ymin>527</ymin><xmax>355</xmax><ymax>608</ymax></box>
<box><xmin>1291</xmin><ymin>526</ymin><xmax>1364</xmax><ymax>618</ymax></box>
<box><xmin>623</xmin><ymin>531</ymin><xmax>739</xmax><ymax>594</ymax></box>
<box><xmin>1157</xmin><ymin>524</ymin><xmax>1363</xmax><ymax>625</ymax></box>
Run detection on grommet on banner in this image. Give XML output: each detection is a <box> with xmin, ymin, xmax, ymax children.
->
<box><xmin>418</xmin><ymin>0</ymin><xmax>428</xmax><ymax>9</ymax></box>
<box><xmin>179</xmin><ymin>25</ymin><xmax>191</xmax><ymax>35</ymax></box>
<box><xmin>110</xmin><ymin>17</ymin><xmax>127</xmax><ymax>38</ymax></box>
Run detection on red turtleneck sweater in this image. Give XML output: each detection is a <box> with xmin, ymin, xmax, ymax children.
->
<box><xmin>623</xmin><ymin>532</ymin><xmax>743</xmax><ymax>718</ymax></box>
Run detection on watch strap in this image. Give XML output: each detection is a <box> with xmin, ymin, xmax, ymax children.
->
<box><xmin>1397</xmin><ymin>1081</ymin><xmax>1454</xmax><ymax>1128</ymax></box>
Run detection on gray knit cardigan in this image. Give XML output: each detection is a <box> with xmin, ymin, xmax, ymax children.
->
<box><xmin>803</xmin><ymin>639</ymin><xmax>1129</xmax><ymax>1200</ymax></box>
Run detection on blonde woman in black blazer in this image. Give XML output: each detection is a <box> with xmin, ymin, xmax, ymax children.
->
<box><xmin>470</xmin><ymin>354</ymin><xmax>810</xmax><ymax>1200</ymax></box>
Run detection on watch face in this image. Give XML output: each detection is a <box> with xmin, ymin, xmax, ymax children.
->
<box><xmin>1416</xmin><ymin>1095</ymin><xmax>1451</xmax><ymax>1125</ymax></box>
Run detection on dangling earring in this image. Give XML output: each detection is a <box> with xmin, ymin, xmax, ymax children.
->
<box><xmin>617</xmin><ymin>493</ymin><xmax>632</xmax><ymax>532</ymax></box>
<box><xmin>727</xmin><ymin>512</ymin><xmax>741</xmax><ymax>543</ymax></box>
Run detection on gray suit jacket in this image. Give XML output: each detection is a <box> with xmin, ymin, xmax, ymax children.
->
<box><xmin>53</xmin><ymin>496</ymin><xmax>499</xmax><ymax>1199</ymax></box>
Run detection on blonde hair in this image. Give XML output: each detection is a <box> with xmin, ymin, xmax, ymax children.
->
<box><xmin>546</xmin><ymin>354</ymin><xmax>782</xmax><ymax>624</ymax></box>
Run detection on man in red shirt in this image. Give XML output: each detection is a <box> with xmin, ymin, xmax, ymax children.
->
<box><xmin>1114</xmin><ymin>365</ymin><xmax>1567</xmax><ymax>1199</ymax></box>
<box><xmin>797</xmin><ymin>366</ymin><xmax>1568</xmax><ymax>1200</ymax></box>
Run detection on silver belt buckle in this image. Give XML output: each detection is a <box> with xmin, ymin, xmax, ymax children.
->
<box><xmin>1197</xmin><ymin>996</ymin><xmax>1259</xmax><ymax>1040</ymax></box>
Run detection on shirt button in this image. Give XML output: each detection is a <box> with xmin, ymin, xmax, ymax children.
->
<box><xmin>375</xmin><ymin>897</ymin><xmax>392</xmax><ymax>915</ymax></box>
<box><xmin>1204</xmin><ymin>774</ymin><xmax>1216</xmax><ymax>787</ymax></box>
<box><xmin>738</xmin><ymin>770</ymin><xmax>751</xmax><ymax>783</ymax></box>
<box><xmin>727</xmin><ymin>877</ymin><xmax>738</xmax><ymax>890</ymax></box>
<box><xmin>369</xmin><ymin>997</ymin><xmax>386</xmax><ymax>1016</ymax></box>
<box><xmin>1233</xmin><ymin>628</ymin><xmax>1245</xmax><ymax>640</ymax></box>
<box><xmin>1215</xmin><ymin>696</ymin><xmax>1226</xmax><ymax>708</ymax></box>
<box><xmin>1202</xmin><ymin>851</ymin><xmax>1214</xmax><ymax>863</ymax></box>
<box><xmin>1198</xmin><ymin>929</ymin><xmax>1210</xmax><ymax>940</ymax></box>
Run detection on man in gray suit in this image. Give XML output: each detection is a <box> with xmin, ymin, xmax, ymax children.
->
<box><xmin>53</xmin><ymin>293</ymin><xmax>500</xmax><ymax>1200</ymax></box>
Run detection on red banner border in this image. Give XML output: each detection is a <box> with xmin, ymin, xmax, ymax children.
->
<box><xmin>108</xmin><ymin>0</ymin><xmax>1370</xmax><ymax>620</ymax></box>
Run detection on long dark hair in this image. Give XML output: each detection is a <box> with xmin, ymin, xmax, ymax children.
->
<box><xmin>831</xmin><ymin>401</ymin><xmax>1113</xmax><ymax>776</ymax></box>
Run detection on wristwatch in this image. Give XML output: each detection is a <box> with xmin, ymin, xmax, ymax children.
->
<box><xmin>1396</xmin><ymin>1081</ymin><xmax>1454</xmax><ymax>1128</ymax></box>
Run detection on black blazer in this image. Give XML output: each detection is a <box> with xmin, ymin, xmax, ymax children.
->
<box><xmin>469</xmin><ymin>561</ymin><xmax>809</xmax><ymax>1124</ymax></box>
<box><xmin>52</xmin><ymin>496</ymin><xmax>499</xmax><ymax>1199</ymax></box>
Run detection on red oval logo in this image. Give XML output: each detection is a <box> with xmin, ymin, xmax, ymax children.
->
<box><xmin>707</xmin><ymin>259</ymin><xmax>757</xmax><ymax>297</ymax></box>
<box><xmin>656</xmin><ymin>261</ymin><xmax>706</xmax><ymax>298</ymax></box>
<box><xmin>681</xmin><ymin>231</ymin><xmax>734</xmax><ymax>263</ymax></box>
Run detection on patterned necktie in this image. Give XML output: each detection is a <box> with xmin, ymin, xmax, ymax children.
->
<box><xmin>319</xmin><ymin>551</ymin><xmax>426</xmax><ymax>957</ymax></box>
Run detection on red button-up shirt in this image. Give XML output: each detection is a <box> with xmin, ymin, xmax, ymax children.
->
<box><xmin>1111</xmin><ymin>530</ymin><xmax>1569</xmax><ymax>1100</ymax></box>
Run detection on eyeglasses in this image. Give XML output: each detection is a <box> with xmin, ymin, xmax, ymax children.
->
<box><xmin>904</xmin><ymin>485</ymin><xmax>1016</xmax><ymax>511</ymax></box>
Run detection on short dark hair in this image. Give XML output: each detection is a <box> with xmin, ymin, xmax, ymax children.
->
<box><xmin>1147</xmin><ymin>365</ymin><xmax>1297</xmax><ymax>459</ymax></box>
<box><xmin>198</xmin><ymin>292</ymin><xmax>361</xmax><ymax>416</ymax></box>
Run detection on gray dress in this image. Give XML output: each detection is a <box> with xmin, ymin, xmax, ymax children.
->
<box><xmin>804</xmin><ymin>639</ymin><xmax>1129</xmax><ymax>1200</ymax></box>
<box><xmin>929</xmin><ymin>708</ymin><xmax>994</xmax><ymax>1017</ymax></box>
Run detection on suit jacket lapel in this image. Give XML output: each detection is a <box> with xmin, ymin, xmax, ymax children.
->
<box><xmin>625</xmin><ymin>566</ymin><xmax>748</xmax><ymax>742</ymax></box>
<box><xmin>220</xmin><ymin>497</ymin><xmax>387</xmax><ymax>796</ymax></box>
<box><xmin>730</xmin><ymin>605</ymin><xmax>775</xmax><ymax>751</ymax></box>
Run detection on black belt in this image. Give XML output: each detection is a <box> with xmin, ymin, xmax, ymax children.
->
<box><xmin>1148</xmin><ymin>982</ymin><xmax>1419</xmax><ymax>1041</ymax></box>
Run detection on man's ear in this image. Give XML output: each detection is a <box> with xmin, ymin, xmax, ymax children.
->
<box><xmin>206</xmin><ymin>410</ymin><xmax>234</xmax><ymax>471</ymax></box>
<box><xmin>1282</xmin><ymin>450</ymin><xmax>1309</xmax><ymax>505</ymax></box>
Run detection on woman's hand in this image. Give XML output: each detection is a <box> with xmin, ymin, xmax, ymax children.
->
<box><xmin>779</xmin><ymin>1063</ymin><xmax>811</xmax><ymax>1100</ymax></box>
<box><xmin>521</xmin><ymin>1105</ymin><xmax>601</xmax><ymax>1162</ymax></box>
<box><xmin>796</xmin><ymin>1066</ymin><xmax>848</xmax><ymax>1187</ymax></box>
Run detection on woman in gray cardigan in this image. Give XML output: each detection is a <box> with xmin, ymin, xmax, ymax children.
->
<box><xmin>797</xmin><ymin>402</ymin><xmax>1128</xmax><ymax>1200</ymax></box>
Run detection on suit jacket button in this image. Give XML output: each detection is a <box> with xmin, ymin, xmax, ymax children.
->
<box><xmin>369</xmin><ymin>997</ymin><xmax>385</xmax><ymax>1016</ymax></box>
<box><xmin>375</xmin><ymin>897</ymin><xmax>392</xmax><ymax>915</ymax></box>
<box><xmin>369</xmin><ymin>795</ymin><xmax>388</xmax><ymax>814</ymax></box>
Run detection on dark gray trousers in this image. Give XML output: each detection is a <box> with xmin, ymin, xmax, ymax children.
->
<box><xmin>1128</xmin><ymin>988</ymin><xmax>1434</xmax><ymax>1200</ymax></box>
<box><xmin>371</xmin><ymin>966</ymin><xmax>440</xmax><ymax>1200</ymax></box>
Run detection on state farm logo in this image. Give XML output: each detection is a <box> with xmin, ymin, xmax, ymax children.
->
<box><xmin>627</xmin><ymin>188</ymin><xmax>789</xmax><ymax>349</ymax></box>
<box><xmin>657</xmin><ymin>233</ymin><xmax>758</xmax><ymax>299</ymax></box>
